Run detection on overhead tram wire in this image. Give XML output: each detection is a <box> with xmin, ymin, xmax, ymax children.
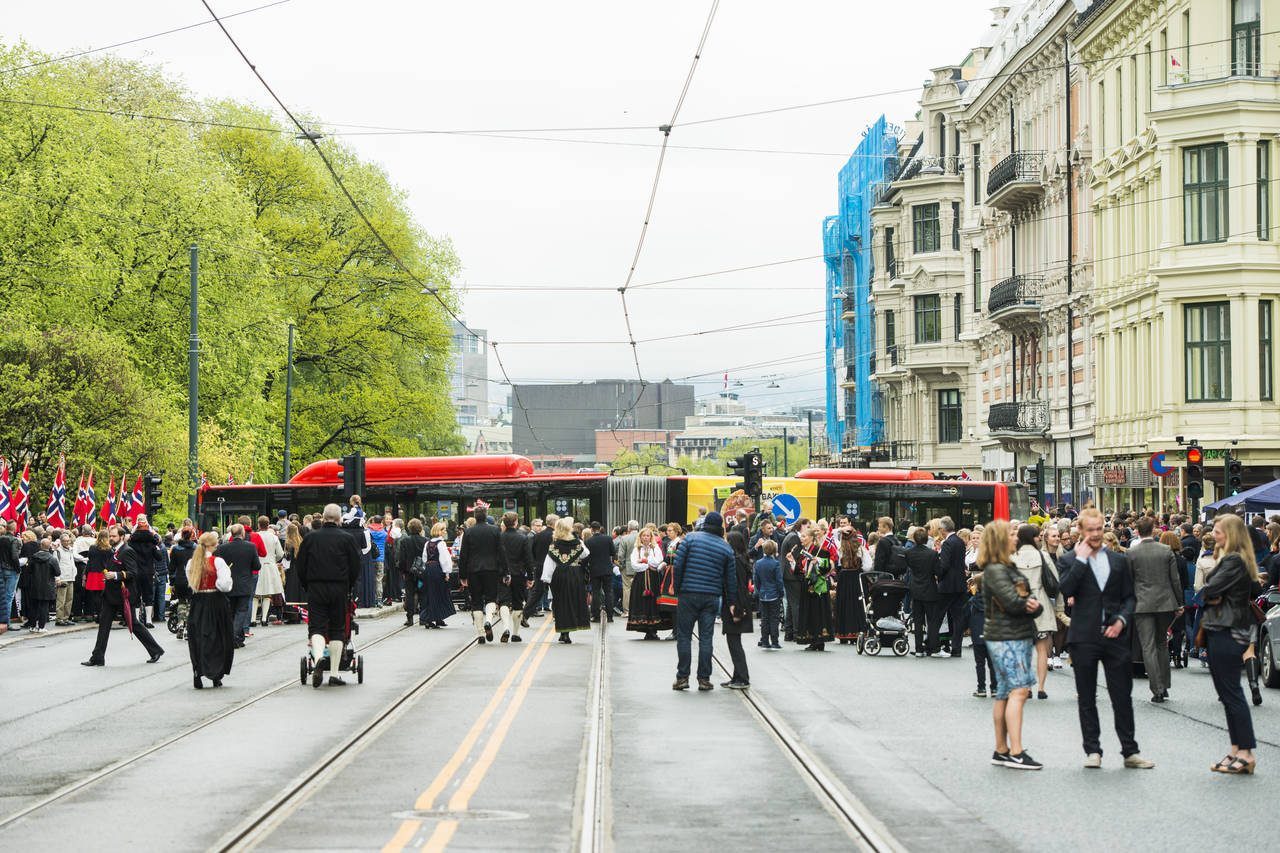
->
<box><xmin>609</xmin><ymin>0</ymin><xmax>720</xmax><ymax>440</ymax></box>
<box><xmin>197</xmin><ymin>0</ymin><xmax>556</xmax><ymax>449</ymax></box>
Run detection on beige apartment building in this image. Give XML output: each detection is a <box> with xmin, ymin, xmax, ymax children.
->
<box><xmin>1074</xmin><ymin>0</ymin><xmax>1280</xmax><ymax>511</ymax></box>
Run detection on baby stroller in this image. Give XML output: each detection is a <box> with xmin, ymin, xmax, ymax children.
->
<box><xmin>859</xmin><ymin>571</ymin><xmax>911</xmax><ymax>656</ymax></box>
<box><xmin>299</xmin><ymin>597</ymin><xmax>364</xmax><ymax>686</ymax></box>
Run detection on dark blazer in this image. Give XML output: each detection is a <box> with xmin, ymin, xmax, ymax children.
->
<box><xmin>873</xmin><ymin>533</ymin><xmax>900</xmax><ymax>574</ymax></box>
<box><xmin>530</xmin><ymin>528</ymin><xmax>554</xmax><ymax>570</ymax></box>
<box><xmin>936</xmin><ymin>533</ymin><xmax>968</xmax><ymax>594</ymax></box>
<box><xmin>584</xmin><ymin>533</ymin><xmax>616</xmax><ymax>577</ymax></box>
<box><xmin>294</xmin><ymin>524</ymin><xmax>361</xmax><ymax>590</ymax></box>
<box><xmin>501</xmin><ymin>528</ymin><xmax>535</xmax><ymax>581</ymax></box>
<box><xmin>904</xmin><ymin>546</ymin><xmax>941</xmax><ymax>602</ymax></box>
<box><xmin>217</xmin><ymin>537</ymin><xmax>262</xmax><ymax>598</ymax></box>
<box><xmin>457</xmin><ymin>520</ymin><xmax>507</xmax><ymax>578</ymax></box>
<box><xmin>1180</xmin><ymin>534</ymin><xmax>1200</xmax><ymax>567</ymax></box>
<box><xmin>1056</xmin><ymin>547</ymin><xmax>1136</xmax><ymax>648</ymax></box>
<box><xmin>104</xmin><ymin>543</ymin><xmax>140</xmax><ymax>606</ymax></box>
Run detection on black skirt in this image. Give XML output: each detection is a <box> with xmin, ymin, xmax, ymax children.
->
<box><xmin>833</xmin><ymin>569</ymin><xmax>868</xmax><ymax>639</ymax></box>
<box><xmin>187</xmin><ymin>591</ymin><xmax>235</xmax><ymax>680</ymax></box>
<box><xmin>418</xmin><ymin>564</ymin><xmax>457</xmax><ymax>623</ymax></box>
<box><xmin>626</xmin><ymin>568</ymin><xmax>671</xmax><ymax>632</ymax></box>
<box><xmin>550</xmin><ymin>564</ymin><xmax>590</xmax><ymax>633</ymax></box>
<box><xmin>793</xmin><ymin>586</ymin><xmax>834</xmax><ymax>645</ymax></box>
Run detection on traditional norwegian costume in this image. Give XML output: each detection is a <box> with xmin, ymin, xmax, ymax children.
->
<box><xmin>542</xmin><ymin>538</ymin><xmax>590</xmax><ymax>642</ymax></box>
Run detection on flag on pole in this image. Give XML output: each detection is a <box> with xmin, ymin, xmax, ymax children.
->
<box><xmin>245</xmin><ymin>465</ymin><xmax>254</xmax><ymax>486</ymax></box>
<box><xmin>104</xmin><ymin>476</ymin><xmax>117</xmax><ymax>526</ymax></box>
<box><xmin>126</xmin><ymin>474</ymin><xmax>144</xmax><ymax>524</ymax></box>
<box><xmin>197</xmin><ymin>472</ymin><xmax>209</xmax><ymax>508</ymax></box>
<box><xmin>958</xmin><ymin>470</ymin><xmax>973</xmax><ymax>481</ymax></box>
<box><xmin>0</xmin><ymin>457</ymin><xmax>10</xmax><ymax>523</ymax></box>
<box><xmin>14</xmin><ymin>462</ymin><xmax>31</xmax><ymax>534</ymax></box>
<box><xmin>227</xmin><ymin>473</ymin><xmax>236</xmax><ymax>486</ymax></box>
<box><xmin>46</xmin><ymin>455</ymin><xmax>67</xmax><ymax>529</ymax></box>
<box><xmin>85</xmin><ymin>470</ymin><xmax>98</xmax><ymax>529</ymax></box>
<box><xmin>73</xmin><ymin>472</ymin><xmax>86</xmax><ymax>528</ymax></box>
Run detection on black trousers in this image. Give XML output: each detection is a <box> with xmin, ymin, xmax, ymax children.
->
<box><xmin>912</xmin><ymin>598</ymin><xmax>942</xmax><ymax>653</ymax></box>
<box><xmin>782</xmin><ymin>579</ymin><xmax>803</xmax><ymax>637</ymax></box>
<box><xmin>90</xmin><ymin>598</ymin><xmax>162</xmax><ymax>662</ymax></box>
<box><xmin>402</xmin><ymin>572</ymin><xmax>419</xmax><ymax>621</ymax></box>
<box><xmin>589</xmin><ymin>575</ymin><xmax>614</xmax><ymax>620</ymax></box>
<box><xmin>467</xmin><ymin>572</ymin><xmax>501</xmax><ymax>611</ymax></box>
<box><xmin>972</xmin><ymin>642</ymin><xmax>998</xmax><ymax>690</ymax></box>
<box><xmin>941</xmin><ymin>593</ymin><xmax>967</xmax><ymax>656</ymax></box>
<box><xmin>523</xmin><ymin>577</ymin><xmax>547</xmax><ymax>619</ymax></box>
<box><xmin>307</xmin><ymin>582</ymin><xmax>349</xmax><ymax>643</ymax></box>
<box><xmin>1206</xmin><ymin>629</ymin><xmax>1256</xmax><ymax>749</ymax></box>
<box><xmin>1070</xmin><ymin>639</ymin><xmax>1138</xmax><ymax>757</ymax></box>
<box><xmin>725</xmin><ymin>632</ymin><xmax>749</xmax><ymax>684</ymax></box>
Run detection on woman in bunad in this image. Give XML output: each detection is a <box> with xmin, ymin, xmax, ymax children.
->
<box><xmin>540</xmin><ymin>517</ymin><xmax>591</xmax><ymax>644</ymax></box>
<box><xmin>419</xmin><ymin>521</ymin><xmax>457</xmax><ymax>628</ymax></box>
<box><xmin>832</xmin><ymin>528</ymin><xmax>869</xmax><ymax>646</ymax></box>
<box><xmin>626</xmin><ymin>525</ymin><xmax>666</xmax><ymax>640</ymax></box>
<box><xmin>792</xmin><ymin>527</ymin><xmax>835</xmax><ymax>651</ymax></box>
<box><xmin>186</xmin><ymin>531</ymin><xmax>234</xmax><ymax>689</ymax></box>
<box><xmin>282</xmin><ymin>523</ymin><xmax>304</xmax><ymax>605</ymax></box>
<box><xmin>657</xmin><ymin>522</ymin><xmax>684</xmax><ymax>640</ymax></box>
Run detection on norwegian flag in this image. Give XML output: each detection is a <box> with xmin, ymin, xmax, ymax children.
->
<box><xmin>103</xmin><ymin>476</ymin><xmax>117</xmax><ymax>526</ymax></box>
<box><xmin>73</xmin><ymin>472</ymin><xmax>86</xmax><ymax>527</ymax></box>
<box><xmin>14</xmin><ymin>462</ymin><xmax>31</xmax><ymax>534</ymax></box>
<box><xmin>85</xmin><ymin>470</ymin><xmax>98</xmax><ymax>529</ymax></box>
<box><xmin>126</xmin><ymin>474</ymin><xmax>143</xmax><ymax>523</ymax></box>
<box><xmin>958</xmin><ymin>470</ymin><xmax>973</xmax><ymax>481</ymax></box>
<box><xmin>0</xmin><ymin>457</ymin><xmax>10</xmax><ymax>523</ymax></box>
<box><xmin>45</xmin><ymin>455</ymin><xmax>67</xmax><ymax>529</ymax></box>
<box><xmin>197</xmin><ymin>472</ymin><xmax>209</xmax><ymax>507</ymax></box>
<box><xmin>227</xmin><ymin>473</ymin><xmax>236</xmax><ymax>486</ymax></box>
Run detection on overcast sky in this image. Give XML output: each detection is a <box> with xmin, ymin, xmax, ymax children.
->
<box><xmin>8</xmin><ymin>0</ymin><xmax>995</xmax><ymax>414</ymax></box>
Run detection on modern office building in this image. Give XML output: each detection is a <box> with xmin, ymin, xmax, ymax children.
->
<box><xmin>449</xmin><ymin>319</ymin><xmax>489</xmax><ymax>426</ymax></box>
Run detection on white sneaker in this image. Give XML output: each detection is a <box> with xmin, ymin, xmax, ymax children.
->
<box><xmin>1084</xmin><ymin>753</ymin><xmax>1102</xmax><ymax>769</ymax></box>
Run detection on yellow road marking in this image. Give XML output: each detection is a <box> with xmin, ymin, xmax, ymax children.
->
<box><xmin>421</xmin><ymin>820</ymin><xmax>458</xmax><ymax>853</ymax></box>
<box><xmin>380</xmin><ymin>619</ymin><xmax>554</xmax><ymax>853</ymax></box>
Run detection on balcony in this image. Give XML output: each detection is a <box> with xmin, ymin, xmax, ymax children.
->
<box><xmin>985</xmin><ymin>151</ymin><xmax>1045</xmax><ymax>211</ymax></box>
<box><xmin>987</xmin><ymin>401</ymin><xmax>1048</xmax><ymax>435</ymax></box>
<box><xmin>867</xmin><ymin>440</ymin><xmax>918</xmax><ymax>462</ymax></box>
<box><xmin>896</xmin><ymin>155</ymin><xmax>963</xmax><ymax>183</ymax></box>
<box><xmin>987</xmin><ymin>274</ymin><xmax>1045</xmax><ymax>326</ymax></box>
<box><xmin>886</xmin><ymin>345</ymin><xmax>899</xmax><ymax>367</ymax></box>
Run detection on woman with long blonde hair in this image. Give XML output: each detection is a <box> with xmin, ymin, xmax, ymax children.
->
<box><xmin>626</xmin><ymin>525</ymin><xmax>668</xmax><ymax>640</ymax></box>
<box><xmin>1202</xmin><ymin>513</ymin><xmax>1262</xmax><ymax>773</ymax></box>
<box><xmin>540</xmin><ymin>517</ymin><xmax>590</xmax><ymax>643</ymax></box>
<box><xmin>186</xmin><ymin>531</ymin><xmax>234</xmax><ymax>689</ymax></box>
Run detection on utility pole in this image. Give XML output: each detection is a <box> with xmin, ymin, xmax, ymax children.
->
<box><xmin>807</xmin><ymin>410</ymin><xmax>813</xmax><ymax>462</ymax></box>
<box><xmin>782</xmin><ymin>428</ymin><xmax>789</xmax><ymax>476</ymax></box>
<box><xmin>188</xmin><ymin>244</ymin><xmax>199</xmax><ymax>521</ymax></box>
<box><xmin>282</xmin><ymin>323</ymin><xmax>295</xmax><ymax>483</ymax></box>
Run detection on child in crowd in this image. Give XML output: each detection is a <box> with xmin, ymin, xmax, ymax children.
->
<box><xmin>963</xmin><ymin>574</ymin><xmax>997</xmax><ymax>698</ymax></box>
<box><xmin>752</xmin><ymin>539</ymin><xmax>784</xmax><ymax>650</ymax></box>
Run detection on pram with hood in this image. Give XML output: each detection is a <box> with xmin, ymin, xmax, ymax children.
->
<box><xmin>859</xmin><ymin>571</ymin><xmax>911</xmax><ymax>656</ymax></box>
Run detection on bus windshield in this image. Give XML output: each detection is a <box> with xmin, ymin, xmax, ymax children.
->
<box><xmin>1007</xmin><ymin>484</ymin><xmax>1031</xmax><ymax>520</ymax></box>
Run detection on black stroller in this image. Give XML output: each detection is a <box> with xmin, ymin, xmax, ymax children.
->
<box><xmin>299</xmin><ymin>597</ymin><xmax>364</xmax><ymax>686</ymax></box>
<box><xmin>859</xmin><ymin>571</ymin><xmax>911</xmax><ymax>656</ymax></box>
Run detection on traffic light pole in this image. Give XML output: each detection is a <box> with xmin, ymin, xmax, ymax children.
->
<box><xmin>187</xmin><ymin>244</ymin><xmax>199</xmax><ymax>522</ymax></box>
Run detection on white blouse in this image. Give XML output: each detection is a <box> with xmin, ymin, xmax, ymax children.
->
<box><xmin>630</xmin><ymin>544</ymin><xmax>663</xmax><ymax>573</ymax></box>
<box><xmin>541</xmin><ymin>543</ymin><xmax>590</xmax><ymax>584</ymax></box>
<box><xmin>422</xmin><ymin>537</ymin><xmax>453</xmax><ymax>576</ymax></box>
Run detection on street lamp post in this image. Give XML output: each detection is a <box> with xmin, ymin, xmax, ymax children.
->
<box><xmin>282</xmin><ymin>323</ymin><xmax>295</xmax><ymax>483</ymax></box>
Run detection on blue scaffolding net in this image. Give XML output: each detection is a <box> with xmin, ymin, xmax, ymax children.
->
<box><xmin>824</xmin><ymin>116</ymin><xmax>898</xmax><ymax>453</ymax></box>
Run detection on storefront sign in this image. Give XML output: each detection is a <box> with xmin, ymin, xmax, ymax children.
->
<box><xmin>1102</xmin><ymin>465</ymin><xmax>1127</xmax><ymax>485</ymax></box>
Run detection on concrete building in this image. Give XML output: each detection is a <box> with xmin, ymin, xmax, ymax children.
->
<box><xmin>594</xmin><ymin>429</ymin><xmax>679</xmax><ymax>467</ymax></box>
<box><xmin>511</xmin><ymin>379</ymin><xmax>694</xmax><ymax>462</ymax></box>
<box><xmin>459</xmin><ymin>423</ymin><xmax>513</xmax><ymax>455</ymax></box>
<box><xmin>1074</xmin><ymin>0</ymin><xmax>1280</xmax><ymax>510</ymax></box>
<box><xmin>449</xmin><ymin>319</ymin><xmax>489</xmax><ymax>426</ymax></box>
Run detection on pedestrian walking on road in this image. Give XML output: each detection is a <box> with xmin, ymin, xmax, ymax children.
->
<box><xmin>217</xmin><ymin>524</ymin><xmax>262</xmax><ymax>648</ymax></box>
<box><xmin>586</xmin><ymin>521</ymin><xmax>618</xmax><ymax>625</ymax></box>
<box><xmin>1012</xmin><ymin>524</ymin><xmax>1059</xmax><ymax>699</ymax></box>
<box><xmin>457</xmin><ymin>504</ymin><xmax>508</xmax><ymax>644</ymax></box>
<box><xmin>792</xmin><ymin>528</ymin><xmax>835</xmax><ymax>651</ymax></box>
<box><xmin>186</xmin><ymin>531</ymin><xmax>234</xmax><ymax>689</ymax></box>
<box><xmin>1128</xmin><ymin>516</ymin><xmax>1184</xmax><ymax>703</ymax></box>
<box><xmin>499</xmin><ymin>511</ymin><xmax>532</xmax><ymax>641</ymax></box>
<box><xmin>294</xmin><ymin>504</ymin><xmax>362</xmax><ymax>688</ymax></box>
<box><xmin>522</xmin><ymin>514</ymin><xmax>556</xmax><ymax>624</ymax></box>
<box><xmin>720</xmin><ymin>531</ymin><xmax>753</xmax><ymax>688</ymax></box>
<box><xmin>832</xmin><ymin>523</ymin><xmax>868</xmax><ymax>645</ymax></box>
<box><xmin>936</xmin><ymin>517</ymin><xmax>969</xmax><ymax>658</ymax></box>
<box><xmin>253</xmin><ymin>517</ymin><xmax>285</xmax><ymax>628</ymax></box>
<box><xmin>82</xmin><ymin>525</ymin><xmax>165</xmax><ymax>666</ymax></box>
<box><xmin>752</xmin><ymin>539</ymin><xmax>784</xmax><ymax>649</ymax></box>
<box><xmin>964</xmin><ymin>574</ymin><xmax>997</xmax><ymax>697</ymax></box>
<box><xmin>615</xmin><ymin>520</ymin><xmax>639</xmax><ymax>615</ymax></box>
<box><xmin>906</xmin><ymin>527</ymin><xmax>942</xmax><ymax>655</ymax></box>
<box><xmin>625</xmin><ymin>526</ymin><xmax>667</xmax><ymax>639</ymax></box>
<box><xmin>1056</xmin><ymin>508</ymin><xmax>1154</xmax><ymax>770</ymax></box>
<box><xmin>979</xmin><ymin>520</ymin><xmax>1042</xmax><ymax>770</ymax></box>
<box><xmin>1201</xmin><ymin>514</ymin><xmax>1262</xmax><ymax>775</ymax></box>
<box><xmin>52</xmin><ymin>532</ymin><xmax>77</xmax><ymax>626</ymax></box>
<box><xmin>418</xmin><ymin>522</ymin><xmax>457</xmax><ymax>628</ymax></box>
<box><xmin>540</xmin><ymin>517</ymin><xmax>590</xmax><ymax>644</ymax></box>
<box><xmin>671</xmin><ymin>511</ymin><xmax>736</xmax><ymax>692</ymax></box>
<box><xmin>397</xmin><ymin>519</ymin><xmax>427</xmax><ymax>626</ymax></box>
<box><xmin>26</xmin><ymin>538</ymin><xmax>58</xmax><ymax>633</ymax></box>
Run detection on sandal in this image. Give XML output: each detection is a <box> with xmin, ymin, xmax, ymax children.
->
<box><xmin>1211</xmin><ymin>755</ymin><xmax>1235</xmax><ymax>772</ymax></box>
<box><xmin>1222</xmin><ymin>757</ymin><xmax>1255</xmax><ymax>775</ymax></box>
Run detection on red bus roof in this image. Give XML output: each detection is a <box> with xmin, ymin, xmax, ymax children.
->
<box><xmin>289</xmin><ymin>455</ymin><xmax>536</xmax><ymax>486</ymax></box>
<box><xmin>793</xmin><ymin>468</ymin><xmax>936</xmax><ymax>482</ymax></box>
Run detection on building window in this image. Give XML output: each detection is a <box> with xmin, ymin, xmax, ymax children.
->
<box><xmin>914</xmin><ymin>294</ymin><xmax>941</xmax><ymax>344</ymax></box>
<box><xmin>972</xmin><ymin>143</ymin><xmax>981</xmax><ymax>204</ymax></box>
<box><xmin>1259</xmin><ymin>140</ymin><xmax>1271</xmax><ymax>240</ymax></box>
<box><xmin>913</xmin><ymin>203</ymin><xmax>940</xmax><ymax>253</ymax></box>
<box><xmin>1115</xmin><ymin>68</ymin><xmax>1123</xmax><ymax>141</ymax></box>
<box><xmin>937</xmin><ymin>390</ymin><xmax>962</xmax><ymax>443</ymax></box>
<box><xmin>885</xmin><ymin>310</ymin><xmax>896</xmax><ymax>351</ymax></box>
<box><xmin>1262</xmin><ymin>300</ymin><xmax>1273</xmax><ymax>401</ymax></box>
<box><xmin>972</xmin><ymin>249</ymin><xmax>982</xmax><ymax>312</ymax></box>
<box><xmin>1130</xmin><ymin>56</ymin><xmax>1139</xmax><ymax>137</ymax></box>
<box><xmin>1097</xmin><ymin>81</ymin><xmax>1106</xmax><ymax>151</ymax></box>
<box><xmin>1233</xmin><ymin>0</ymin><xmax>1261</xmax><ymax>76</ymax></box>
<box><xmin>1184</xmin><ymin>302</ymin><xmax>1231</xmax><ymax>402</ymax></box>
<box><xmin>951</xmin><ymin>201</ymin><xmax>960</xmax><ymax>250</ymax></box>
<box><xmin>1184</xmin><ymin>144</ymin><xmax>1228</xmax><ymax>244</ymax></box>
<box><xmin>954</xmin><ymin>294</ymin><xmax>962</xmax><ymax>340</ymax></box>
<box><xmin>1160</xmin><ymin>29</ymin><xmax>1169</xmax><ymax>85</ymax></box>
<box><xmin>885</xmin><ymin>226</ymin><xmax>896</xmax><ymax>278</ymax></box>
<box><xmin>1183</xmin><ymin>11</ymin><xmax>1191</xmax><ymax>71</ymax></box>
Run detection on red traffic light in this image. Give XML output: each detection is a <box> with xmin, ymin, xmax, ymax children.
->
<box><xmin>1187</xmin><ymin>447</ymin><xmax>1202</xmax><ymax>464</ymax></box>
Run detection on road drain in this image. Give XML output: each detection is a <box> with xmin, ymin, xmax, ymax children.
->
<box><xmin>391</xmin><ymin>809</ymin><xmax>528</xmax><ymax>822</ymax></box>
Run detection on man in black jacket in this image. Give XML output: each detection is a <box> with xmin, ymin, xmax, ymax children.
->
<box><xmin>0</xmin><ymin>521</ymin><xmax>20</xmax><ymax>633</ymax></box>
<box><xmin>82</xmin><ymin>525</ymin><xmax>164</xmax><ymax>666</ymax></box>
<box><xmin>935</xmin><ymin>516</ymin><xmax>969</xmax><ymax>658</ymax></box>
<box><xmin>217</xmin><ymin>524</ymin><xmax>262</xmax><ymax>648</ymax></box>
<box><xmin>779</xmin><ymin>518</ymin><xmax>811</xmax><ymax>642</ymax></box>
<box><xmin>498</xmin><ymin>512</ymin><xmax>532</xmax><ymax>642</ymax></box>
<box><xmin>585</xmin><ymin>521</ymin><xmax>618</xmax><ymax>623</ymax></box>
<box><xmin>872</xmin><ymin>516</ymin><xmax>902</xmax><ymax>576</ymax></box>
<box><xmin>457</xmin><ymin>504</ymin><xmax>508</xmax><ymax>644</ymax></box>
<box><xmin>1179</xmin><ymin>523</ymin><xmax>1200</xmax><ymax>567</ymax></box>
<box><xmin>1057</xmin><ymin>508</ymin><xmax>1154</xmax><ymax>770</ymax></box>
<box><xmin>522</xmin><ymin>514</ymin><xmax>557</xmax><ymax>624</ymax></box>
<box><xmin>295</xmin><ymin>504</ymin><xmax>362</xmax><ymax>687</ymax></box>
<box><xmin>129</xmin><ymin>518</ymin><xmax>163</xmax><ymax>629</ymax></box>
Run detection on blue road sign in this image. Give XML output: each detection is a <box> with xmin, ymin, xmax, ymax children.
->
<box><xmin>769</xmin><ymin>492</ymin><xmax>802</xmax><ymax>523</ymax></box>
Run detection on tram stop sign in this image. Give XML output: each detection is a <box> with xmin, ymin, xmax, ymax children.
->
<box><xmin>768</xmin><ymin>493</ymin><xmax>802</xmax><ymax>523</ymax></box>
<box><xmin>1148</xmin><ymin>452</ymin><xmax>1170</xmax><ymax>477</ymax></box>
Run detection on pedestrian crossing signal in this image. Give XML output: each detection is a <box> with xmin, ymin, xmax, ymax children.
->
<box><xmin>1227</xmin><ymin>456</ymin><xmax>1243</xmax><ymax>495</ymax></box>
<box><xmin>1186</xmin><ymin>444</ymin><xmax>1204</xmax><ymax>499</ymax></box>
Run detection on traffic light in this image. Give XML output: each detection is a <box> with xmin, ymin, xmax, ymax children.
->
<box><xmin>1186</xmin><ymin>444</ymin><xmax>1204</xmax><ymax>499</ymax></box>
<box><xmin>726</xmin><ymin>448</ymin><xmax>764</xmax><ymax>497</ymax></box>
<box><xmin>1227</xmin><ymin>454</ymin><xmax>1243</xmax><ymax>495</ymax></box>
<box><xmin>143</xmin><ymin>472</ymin><xmax>164</xmax><ymax>521</ymax></box>
<box><xmin>1024</xmin><ymin>459</ymin><xmax>1044</xmax><ymax>506</ymax></box>
<box><xmin>727</xmin><ymin>452</ymin><xmax>747</xmax><ymax>494</ymax></box>
<box><xmin>336</xmin><ymin>452</ymin><xmax>365</xmax><ymax>498</ymax></box>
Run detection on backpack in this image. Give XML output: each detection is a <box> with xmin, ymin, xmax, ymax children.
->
<box><xmin>890</xmin><ymin>543</ymin><xmax>908</xmax><ymax>577</ymax></box>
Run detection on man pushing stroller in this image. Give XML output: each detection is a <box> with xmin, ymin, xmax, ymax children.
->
<box><xmin>295</xmin><ymin>503</ymin><xmax>362</xmax><ymax>687</ymax></box>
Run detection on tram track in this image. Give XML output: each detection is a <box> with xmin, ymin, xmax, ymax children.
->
<box><xmin>0</xmin><ymin>622</ymin><xmax>415</xmax><ymax>832</ymax></box>
<box><xmin>575</xmin><ymin>620</ymin><xmax>610</xmax><ymax>853</ymax></box>
<box><xmin>710</xmin><ymin>651</ymin><xmax>905</xmax><ymax>853</ymax></box>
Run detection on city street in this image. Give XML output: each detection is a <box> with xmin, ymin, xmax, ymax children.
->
<box><xmin>1</xmin><ymin>608</ymin><xmax>1273</xmax><ymax>852</ymax></box>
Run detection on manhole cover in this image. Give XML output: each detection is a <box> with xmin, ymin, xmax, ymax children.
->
<box><xmin>391</xmin><ymin>809</ymin><xmax>529</xmax><ymax>822</ymax></box>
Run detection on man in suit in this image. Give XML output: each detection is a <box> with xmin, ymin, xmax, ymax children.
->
<box><xmin>935</xmin><ymin>516</ymin><xmax>968</xmax><ymax>658</ymax></box>
<box><xmin>872</xmin><ymin>516</ymin><xmax>900</xmax><ymax>575</ymax></box>
<box><xmin>586</xmin><ymin>521</ymin><xmax>618</xmax><ymax>623</ymax></box>
<box><xmin>82</xmin><ymin>525</ymin><xmax>164</xmax><ymax>666</ymax></box>
<box><xmin>1128</xmin><ymin>516</ymin><xmax>1184</xmax><ymax>703</ymax></box>
<box><xmin>294</xmin><ymin>503</ymin><xmax>362</xmax><ymax>687</ymax></box>
<box><xmin>217</xmin><ymin>523</ymin><xmax>262</xmax><ymax>648</ymax></box>
<box><xmin>457</xmin><ymin>504</ymin><xmax>508</xmax><ymax>644</ymax></box>
<box><xmin>780</xmin><ymin>518</ymin><xmax>811</xmax><ymax>642</ymax></box>
<box><xmin>522</xmin><ymin>514</ymin><xmax>557</xmax><ymax>625</ymax></box>
<box><xmin>498</xmin><ymin>511</ymin><xmax>532</xmax><ymax>641</ymax></box>
<box><xmin>1179</xmin><ymin>523</ymin><xmax>1200</xmax><ymax>567</ymax></box>
<box><xmin>1057</xmin><ymin>508</ymin><xmax>1154</xmax><ymax>769</ymax></box>
<box><xmin>614</xmin><ymin>520</ymin><xmax>639</xmax><ymax>615</ymax></box>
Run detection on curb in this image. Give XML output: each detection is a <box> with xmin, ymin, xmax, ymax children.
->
<box><xmin>0</xmin><ymin>620</ymin><xmax>97</xmax><ymax>649</ymax></box>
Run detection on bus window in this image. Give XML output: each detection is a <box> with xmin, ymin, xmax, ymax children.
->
<box><xmin>960</xmin><ymin>500</ymin><xmax>995</xmax><ymax>529</ymax></box>
<box><xmin>895</xmin><ymin>500</ymin><xmax>958</xmax><ymax>531</ymax></box>
<box><xmin>818</xmin><ymin>498</ymin><xmax>888</xmax><ymax>537</ymax></box>
<box><xmin>1006</xmin><ymin>485</ymin><xmax>1031</xmax><ymax>521</ymax></box>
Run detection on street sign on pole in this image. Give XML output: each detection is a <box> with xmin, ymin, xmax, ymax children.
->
<box><xmin>768</xmin><ymin>493</ymin><xmax>802</xmax><ymax>523</ymax></box>
<box><xmin>1148</xmin><ymin>451</ymin><xmax>1170</xmax><ymax>477</ymax></box>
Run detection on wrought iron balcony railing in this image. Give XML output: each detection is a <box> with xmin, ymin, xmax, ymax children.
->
<box><xmin>986</xmin><ymin>151</ymin><xmax>1045</xmax><ymax>198</ymax></box>
<box><xmin>987</xmin><ymin>274</ymin><xmax>1046</xmax><ymax>315</ymax></box>
<box><xmin>987</xmin><ymin>401</ymin><xmax>1049</xmax><ymax>434</ymax></box>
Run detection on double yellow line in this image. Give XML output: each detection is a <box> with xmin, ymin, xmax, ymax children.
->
<box><xmin>382</xmin><ymin>618</ymin><xmax>556</xmax><ymax>853</ymax></box>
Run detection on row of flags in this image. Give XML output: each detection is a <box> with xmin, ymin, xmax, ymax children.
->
<box><xmin>0</xmin><ymin>455</ymin><xmax>145</xmax><ymax>534</ymax></box>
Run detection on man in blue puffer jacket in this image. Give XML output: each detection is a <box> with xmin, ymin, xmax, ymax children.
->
<box><xmin>672</xmin><ymin>511</ymin><xmax>737</xmax><ymax>692</ymax></box>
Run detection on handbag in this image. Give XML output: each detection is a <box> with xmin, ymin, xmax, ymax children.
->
<box><xmin>1039</xmin><ymin>554</ymin><xmax>1060</xmax><ymax>600</ymax></box>
<box><xmin>656</xmin><ymin>566</ymin><xmax>678</xmax><ymax>610</ymax></box>
<box><xmin>408</xmin><ymin>555</ymin><xmax>427</xmax><ymax>578</ymax></box>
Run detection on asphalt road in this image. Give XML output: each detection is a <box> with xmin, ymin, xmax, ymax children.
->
<box><xmin>1</xmin><ymin>609</ymin><xmax>1273</xmax><ymax>852</ymax></box>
